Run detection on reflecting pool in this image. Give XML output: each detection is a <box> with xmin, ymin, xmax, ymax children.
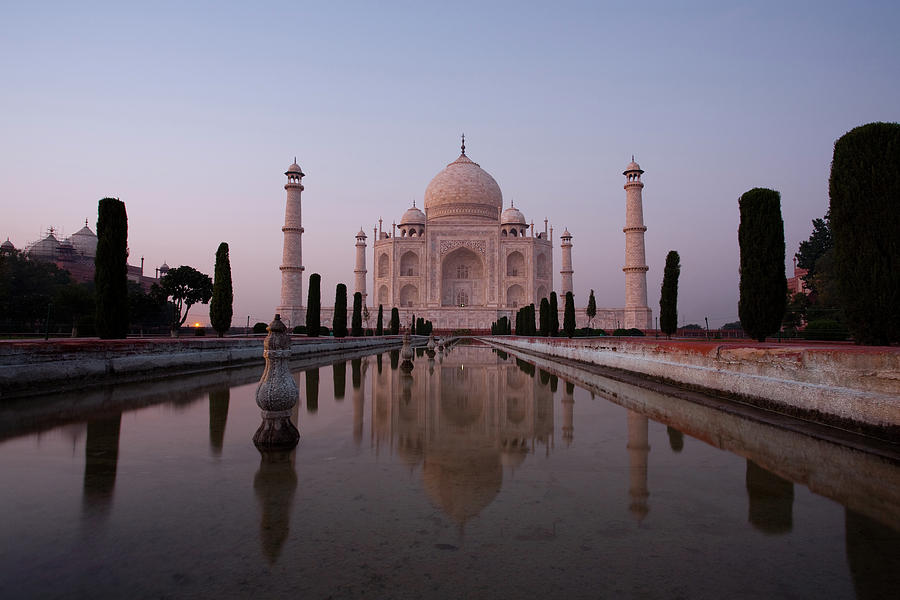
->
<box><xmin>1</xmin><ymin>342</ymin><xmax>898</xmax><ymax>598</ymax></box>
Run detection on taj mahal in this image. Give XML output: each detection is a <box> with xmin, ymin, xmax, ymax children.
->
<box><xmin>277</xmin><ymin>137</ymin><xmax>652</xmax><ymax>333</ymax></box>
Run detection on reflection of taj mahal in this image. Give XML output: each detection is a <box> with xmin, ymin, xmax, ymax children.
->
<box><xmin>277</xmin><ymin>137</ymin><xmax>653</xmax><ymax>331</ymax></box>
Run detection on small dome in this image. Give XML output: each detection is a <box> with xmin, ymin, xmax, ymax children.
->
<box><xmin>624</xmin><ymin>158</ymin><xmax>643</xmax><ymax>174</ymax></box>
<box><xmin>1</xmin><ymin>238</ymin><xmax>15</xmax><ymax>251</ymax></box>
<box><xmin>400</xmin><ymin>204</ymin><xmax>426</xmax><ymax>226</ymax></box>
<box><xmin>159</xmin><ymin>262</ymin><xmax>170</xmax><ymax>271</ymax></box>
<box><xmin>501</xmin><ymin>203</ymin><xmax>526</xmax><ymax>225</ymax></box>
<box><xmin>356</xmin><ymin>227</ymin><xmax>367</xmax><ymax>238</ymax></box>
<box><xmin>562</xmin><ymin>228</ymin><xmax>572</xmax><ymax>238</ymax></box>
<box><xmin>69</xmin><ymin>221</ymin><xmax>97</xmax><ymax>257</ymax></box>
<box><xmin>285</xmin><ymin>159</ymin><xmax>304</xmax><ymax>176</ymax></box>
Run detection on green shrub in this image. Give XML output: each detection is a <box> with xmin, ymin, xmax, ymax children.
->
<box><xmin>252</xmin><ymin>321</ymin><xmax>268</xmax><ymax>334</ymax></box>
<box><xmin>319</xmin><ymin>326</ymin><xmax>330</xmax><ymax>336</ymax></box>
<box><xmin>193</xmin><ymin>327</ymin><xmax>206</xmax><ymax>336</ymax></box>
<box><xmin>365</xmin><ymin>328</ymin><xmax>374</xmax><ymax>336</ymax></box>
<box><xmin>293</xmin><ymin>325</ymin><xmax>307</xmax><ymax>335</ymax></box>
<box><xmin>613</xmin><ymin>328</ymin><xmax>645</xmax><ymax>337</ymax></box>
<box><xmin>802</xmin><ymin>319</ymin><xmax>849</xmax><ymax>341</ymax></box>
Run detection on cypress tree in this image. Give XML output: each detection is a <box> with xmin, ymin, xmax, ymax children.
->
<box><xmin>539</xmin><ymin>298</ymin><xmax>550</xmax><ymax>336</ymax></box>
<box><xmin>351</xmin><ymin>291</ymin><xmax>363</xmax><ymax>336</ymax></box>
<box><xmin>829</xmin><ymin>122</ymin><xmax>900</xmax><ymax>345</ymax></box>
<box><xmin>333</xmin><ymin>283</ymin><xmax>348</xmax><ymax>338</ymax></box>
<box><xmin>514</xmin><ymin>308</ymin><xmax>522</xmax><ymax>335</ymax></box>
<box><xmin>390</xmin><ymin>307</ymin><xmax>400</xmax><ymax>335</ymax></box>
<box><xmin>376</xmin><ymin>304</ymin><xmax>384</xmax><ymax>335</ymax></box>
<box><xmin>209</xmin><ymin>242</ymin><xmax>233</xmax><ymax>337</ymax></box>
<box><xmin>306</xmin><ymin>273</ymin><xmax>321</xmax><ymax>337</ymax></box>
<box><xmin>586</xmin><ymin>289</ymin><xmax>597</xmax><ymax>329</ymax></box>
<box><xmin>550</xmin><ymin>292</ymin><xmax>559</xmax><ymax>336</ymax></box>
<box><xmin>411</xmin><ymin>313</ymin><xmax>416</xmax><ymax>335</ymax></box>
<box><xmin>659</xmin><ymin>250</ymin><xmax>681</xmax><ymax>339</ymax></box>
<box><xmin>738</xmin><ymin>188</ymin><xmax>787</xmax><ymax>342</ymax></box>
<box><xmin>563</xmin><ymin>291</ymin><xmax>576</xmax><ymax>337</ymax></box>
<box><xmin>528</xmin><ymin>303</ymin><xmax>536</xmax><ymax>336</ymax></box>
<box><xmin>95</xmin><ymin>197</ymin><xmax>129</xmax><ymax>339</ymax></box>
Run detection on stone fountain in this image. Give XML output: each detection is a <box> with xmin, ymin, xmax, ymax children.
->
<box><xmin>252</xmin><ymin>314</ymin><xmax>300</xmax><ymax>450</ymax></box>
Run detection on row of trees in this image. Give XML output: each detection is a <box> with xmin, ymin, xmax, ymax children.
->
<box><xmin>302</xmin><ymin>273</ymin><xmax>430</xmax><ymax>337</ymax></box>
<box><xmin>736</xmin><ymin>122</ymin><xmax>898</xmax><ymax>345</ymax></box>
<box><xmin>492</xmin><ymin>290</ymin><xmax>580</xmax><ymax>337</ymax></box>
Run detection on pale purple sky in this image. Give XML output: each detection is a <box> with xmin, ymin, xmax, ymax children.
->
<box><xmin>2</xmin><ymin>1</ymin><xmax>898</xmax><ymax>327</ymax></box>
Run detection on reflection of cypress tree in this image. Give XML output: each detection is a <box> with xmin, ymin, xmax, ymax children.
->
<box><xmin>332</xmin><ymin>361</ymin><xmax>346</xmax><ymax>400</ymax></box>
<box><xmin>254</xmin><ymin>450</ymin><xmax>297</xmax><ymax>565</ymax></box>
<box><xmin>305</xmin><ymin>368</ymin><xmax>319</xmax><ymax>414</ymax></box>
<box><xmin>351</xmin><ymin>358</ymin><xmax>362</xmax><ymax>390</ymax></box>
<box><xmin>539</xmin><ymin>369</ymin><xmax>550</xmax><ymax>386</ymax></box>
<box><xmin>746</xmin><ymin>459</ymin><xmax>793</xmax><ymax>534</ymax></box>
<box><xmin>550</xmin><ymin>374</ymin><xmax>559</xmax><ymax>393</ymax></box>
<box><xmin>666</xmin><ymin>426</ymin><xmax>684</xmax><ymax>453</ymax></box>
<box><xmin>209</xmin><ymin>387</ymin><xmax>230</xmax><ymax>456</ymax></box>
<box><xmin>565</xmin><ymin>380</ymin><xmax>574</xmax><ymax>395</ymax></box>
<box><xmin>515</xmin><ymin>358</ymin><xmax>534</xmax><ymax>377</ymax></box>
<box><xmin>83</xmin><ymin>413</ymin><xmax>122</xmax><ymax>516</ymax></box>
<box><xmin>845</xmin><ymin>508</ymin><xmax>900</xmax><ymax>600</ymax></box>
<box><xmin>496</xmin><ymin>349</ymin><xmax>508</xmax><ymax>361</ymax></box>
<box><xmin>390</xmin><ymin>350</ymin><xmax>399</xmax><ymax>371</ymax></box>
<box><xmin>377</xmin><ymin>353</ymin><xmax>383</xmax><ymax>373</ymax></box>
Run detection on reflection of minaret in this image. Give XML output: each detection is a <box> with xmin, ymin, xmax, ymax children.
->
<box><xmin>305</xmin><ymin>368</ymin><xmax>319</xmax><ymax>414</ymax></box>
<box><xmin>208</xmin><ymin>387</ymin><xmax>229</xmax><ymax>456</ymax></box>
<box><xmin>254</xmin><ymin>450</ymin><xmax>298</xmax><ymax>565</ymax></box>
<box><xmin>626</xmin><ymin>410</ymin><xmax>650</xmax><ymax>522</ymax></box>
<box><xmin>562</xmin><ymin>381</ymin><xmax>574</xmax><ymax>446</ymax></box>
<box><xmin>333</xmin><ymin>361</ymin><xmax>346</xmax><ymax>401</ymax></box>
<box><xmin>352</xmin><ymin>358</ymin><xmax>366</xmax><ymax>445</ymax></box>
<box><xmin>845</xmin><ymin>508</ymin><xmax>900</xmax><ymax>599</ymax></box>
<box><xmin>82</xmin><ymin>414</ymin><xmax>122</xmax><ymax>517</ymax></box>
<box><xmin>746</xmin><ymin>459</ymin><xmax>793</xmax><ymax>534</ymax></box>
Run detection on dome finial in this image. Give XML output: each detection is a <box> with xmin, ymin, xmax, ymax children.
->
<box><xmin>511</xmin><ymin>198</ymin><xmax>514</xmax><ymax>208</ymax></box>
<box><xmin>461</xmin><ymin>133</ymin><xmax>466</xmax><ymax>156</ymax></box>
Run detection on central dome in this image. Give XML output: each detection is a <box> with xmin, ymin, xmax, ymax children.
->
<box><xmin>424</xmin><ymin>153</ymin><xmax>503</xmax><ymax>222</ymax></box>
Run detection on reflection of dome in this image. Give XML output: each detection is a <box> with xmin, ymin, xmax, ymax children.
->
<box><xmin>400</xmin><ymin>203</ymin><xmax>426</xmax><ymax>226</ymax></box>
<box><xmin>424</xmin><ymin>152</ymin><xmax>503</xmax><ymax>223</ymax></box>
<box><xmin>423</xmin><ymin>446</ymin><xmax>502</xmax><ymax>525</ymax></box>
<box><xmin>500</xmin><ymin>202</ymin><xmax>526</xmax><ymax>225</ymax></box>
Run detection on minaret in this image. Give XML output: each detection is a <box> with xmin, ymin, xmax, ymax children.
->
<box><xmin>277</xmin><ymin>159</ymin><xmax>305</xmax><ymax>327</ymax></box>
<box><xmin>623</xmin><ymin>158</ymin><xmax>651</xmax><ymax>329</ymax></box>
<box><xmin>560</xmin><ymin>228</ymin><xmax>574</xmax><ymax>298</ymax></box>
<box><xmin>354</xmin><ymin>228</ymin><xmax>368</xmax><ymax>305</ymax></box>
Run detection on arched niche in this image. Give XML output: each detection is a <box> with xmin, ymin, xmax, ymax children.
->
<box><xmin>378</xmin><ymin>285</ymin><xmax>389</xmax><ymax>305</ymax></box>
<box><xmin>506</xmin><ymin>284</ymin><xmax>525</xmax><ymax>308</ymax></box>
<box><xmin>378</xmin><ymin>253</ymin><xmax>389</xmax><ymax>278</ymax></box>
<box><xmin>506</xmin><ymin>251</ymin><xmax>524</xmax><ymax>277</ymax></box>
<box><xmin>441</xmin><ymin>247</ymin><xmax>484</xmax><ymax>307</ymax></box>
<box><xmin>400</xmin><ymin>251</ymin><xmax>419</xmax><ymax>277</ymax></box>
<box><xmin>536</xmin><ymin>253</ymin><xmax>549</xmax><ymax>278</ymax></box>
<box><xmin>399</xmin><ymin>284</ymin><xmax>418</xmax><ymax>307</ymax></box>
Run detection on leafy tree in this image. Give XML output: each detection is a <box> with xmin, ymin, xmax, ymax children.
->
<box><xmin>550</xmin><ymin>292</ymin><xmax>559</xmax><ymax>336</ymax></box>
<box><xmin>586</xmin><ymin>289</ymin><xmax>597</xmax><ymax>328</ymax></box>
<box><xmin>95</xmin><ymin>198</ymin><xmax>129</xmax><ymax>338</ymax></box>
<box><xmin>0</xmin><ymin>250</ymin><xmax>74</xmax><ymax>332</ymax></box>
<box><xmin>829</xmin><ymin>122</ymin><xmax>900</xmax><ymax>345</ymax></box>
<box><xmin>351</xmin><ymin>291</ymin><xmax>363</xmax><ymax>336</ymax></box>
<box><xmin>306</xmin><ymin>273</ymin><xmax>321</xmax><ymax>337</ymax></box>
<box><xmin>55</xmin><ymin>281</ymin><xmax>95</xmax><ymax>336</ymax></box>
<box><xmin>152</xmin><ymin>265</ymin><xmax>213</xmax><ymax>336</ymax></box>
<box><xmin>390</xmin><ymin>307</ymin><xmax>400</xmax><ymax>335</ymax></box>
<box><xmin>539</xmin><ymin>298</ymin><xmax>550</xmax><ymax>336</ymax></box>
<box><xmin>563</xmin><ymin>291</ymin><xmax>576</xmax><ymax>337</ymax></box>
<box><xmin>722</xmin><ymin>321</ymin><xmax>743</xmax><ymax>330</ymax></box>
<box><xmin>128</xmin><ymin>280</ymin><xmax>167</xmax><ymax>334</ymax></box>
<box><xmin>738</xmin><ymin>188</ymin><xmax>787</xmax><ymax>342</ymax></box>
<box><xmin>376</xmin><ymin>304</ymin><xmax>384</xmax><ymax>335</ymax></box>
<box><xmin>209</xmin><ymin>242</ymin><xmax>233</xmax><ymax>337</ymax></box>
<box><xmin>659</xmin><ymin>250</ymin><xmax>681</xmax><ymax>338</ymax></box>
<box><xmin>333</xmin><ymin>283</ymin><xmax>348</xmax><ymax>338</ymax></box>
<box><xmin>252</xmin><ymin>321</ymin><xmax>268</xmax><ymax>334</ymax></box>
<box><xmin>796</xmin><ymin>216</ymin><xmax>832</xmax><ymax>285</ymax></box>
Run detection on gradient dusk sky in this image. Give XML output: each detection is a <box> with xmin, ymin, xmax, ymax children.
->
<box><xmin>2</xmin><ymin>1</ymin><xmax>898</xmax><ymax>327</ymax></box>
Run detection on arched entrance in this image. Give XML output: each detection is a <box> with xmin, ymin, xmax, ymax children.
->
<box><xmin>441</xmin><ymin>247</ymin><xmax>484</xmax><ymax>307</ymax></box>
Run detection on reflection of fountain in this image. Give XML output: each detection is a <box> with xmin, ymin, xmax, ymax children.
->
<box><xmin>82</xmin><ymin>413</ymin><xmax>122</xmax><ymax>517</ymax></box>
<box><xmin>253</xmin><ymin>315</ymin><xmax>300</xmax><ymax>451</ymax></box>
<box><xmin>746</xmin><ymin>459</ymin><xmax>793</xmax><ymax>534</ymax></box>
<box><xmin>254</xmin><ymin>450</ymin><xmax>298</xmax><ymax>565</ymax></box>
<box><xmin>208</xmin><ymin>387</ymin><xmax>229</xmax><ymax>456</ymax></box>
<box><xmin>626</xmin><ymin>410</ymin><xmax>650</xmax><ymax>522</ymax></box>
<box><xmin>426</xmin><ymin>334</ymin><xmax>436</xmax><ymax>358</ymax></box>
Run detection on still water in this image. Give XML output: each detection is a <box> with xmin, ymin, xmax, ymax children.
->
<box><xmin>1</xmin><ymin>342</ymin><xmax>897</xmax><ymax>599</ymax></box>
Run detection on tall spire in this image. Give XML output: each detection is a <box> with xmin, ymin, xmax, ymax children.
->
<box><xmin>461</xmin><ymin>133</ymin><xmax>466</xmax><ymax>156</ymax></box>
